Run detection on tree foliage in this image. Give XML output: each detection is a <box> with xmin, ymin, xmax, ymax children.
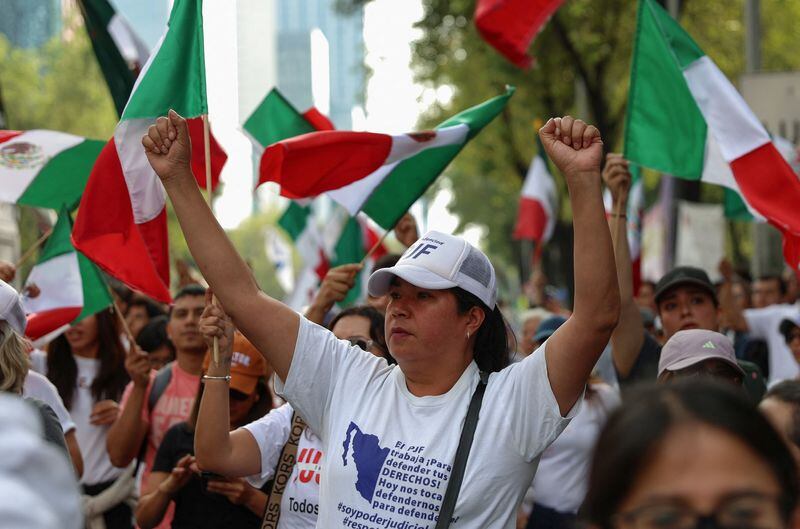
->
<box><xmin>411</xmin><ymin>0</ymin><xmax>800</xmax><ymax>281</ymax></box>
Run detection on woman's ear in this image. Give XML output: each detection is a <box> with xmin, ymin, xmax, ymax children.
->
<box><xmin>466</xmin><ymin>306</ymin><xmax>486</xmax><ymax>337</ymax></box>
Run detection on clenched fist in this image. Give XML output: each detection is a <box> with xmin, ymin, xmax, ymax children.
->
<box><xmin>539</xmin><ymin>116</ymin><xmax>603</xmax><ymax>182</ymax></box>
<box><xmin>142</xmin><ymin>109</ymin><xmax>193</xmax><ymax>183</ymax></box>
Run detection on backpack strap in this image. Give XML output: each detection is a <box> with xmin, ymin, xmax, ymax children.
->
<box><xmin>434</xmin><ymin>371</ymin><xmax>488</xmax><ymax>529</ymax></box>
<box><xmin>261</xmin><ymin>412</ymin><xmax>306</xmax><ymax>529</ymax></box>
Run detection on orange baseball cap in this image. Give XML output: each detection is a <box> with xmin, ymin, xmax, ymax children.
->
<box><xmin>203</xmin><ymin>332</ymin><xmax>267</xmax><ymax>395</ymax></box>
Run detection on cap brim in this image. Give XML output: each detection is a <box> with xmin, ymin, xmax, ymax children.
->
<box><xmin>368</xmin><ymin>264</ymin><xmax>459</xmax><ymax>298</ymax></box>
<box><xmin>660</xmin><ymin>353</ymin><xmax>745</xmax><ymax>377</ymax></box>
<box><xmin>655</xmin><ymin>278</ymin><xmax>718</xmax><ymax>305</ymax></box>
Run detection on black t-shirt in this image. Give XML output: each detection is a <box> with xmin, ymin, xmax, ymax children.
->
<box><xmin>152</xmin><ymin>422</ymin><xmax>264</xmax><ymax>529</ymax></box>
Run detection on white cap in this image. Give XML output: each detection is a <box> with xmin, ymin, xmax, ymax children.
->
<box><xmin>368</xmin><ymin>230</ymin><xmax>497</xmax><ymax>309</ymax></box>
<box><xmin>0</xmin><ymin>280</ymin><xmax>25</xmax><ymax>335</ymax></box>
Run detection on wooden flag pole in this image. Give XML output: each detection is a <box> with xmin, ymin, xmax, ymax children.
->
<box><xmin>111</xmin><ymin>297</ymin><xmax>136</xmax><ymax>347</ymax></box>
<box><xmin>15</xmin><ymin>228</ymin><xmax>53</xmax><ymax>268</ymax></box>
<box><xmin>360</xmin><ymin>229</ymin><xmax>391</xmax><ymax>267</ymax></box>
<box><xmin>202</xmin><ymin>114</ymin><xmax>220</xmax><ymax>366</ymax></box>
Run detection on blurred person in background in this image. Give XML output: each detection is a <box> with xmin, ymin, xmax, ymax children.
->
<box><xmin>759</xmin><ymin>380</ymin><xmax>800</xmax><ymax>472</ymax></box>
<box><xmin>34</xmin><ymin>308</ymin><xmax>132</xmax><ymax>529</ymax></box>
<box><xmin>582</xmin><ymin>379</ymin><xmax>799</xmax><ymax>529</ymax></box>
<box><xmin>135</xmin><ymin>315</ymin><xmax>176</xmax><ymax>370</ymax></box>
<box><xmin>126</xmin><ymin>295</ymin><xmax>167</xmax><ymax>341</ymax></box>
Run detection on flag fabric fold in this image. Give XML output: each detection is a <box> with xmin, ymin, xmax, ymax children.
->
<box><xmin>259</xmin><ymin>87</ymin><xmax>514</xmax><ymax>230</ymax></box>
<box><xmin>73</xmin><ymin>0</ymin><xmax>209</xmax><ymax>303</ymax></box>
<box><xmin>513</xmin><ymin>139</ymin><xmax>557</xmax><ymax>243</ymax></box>
<box><xmin>23</xmin><ymin>208</ymin><xmax>112</xmax><ymax>341</ymax></box>
<box><xmin>474</xmin><ymin>0</ymin><xmax>565</xmax><ymax>68</ymax></box>
<box><xmin>0</xmin><ymin>130</ymin><xmax>105</xmax><ymax>210</ymax></box>
<box><xmin>625</xmin><ymin>0</ymin><xmax>800</xmax><ymax>271</ymax></box>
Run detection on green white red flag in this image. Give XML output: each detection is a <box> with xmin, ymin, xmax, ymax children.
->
<box><xmin>625</xmin><ymin>0</ymin><xmax>800</xmax><ymax>271</ymax></box>
<box><xmin>0</xmin><ymin>130</ymin><xmax>105</xmax><ymax>210</ymax></box>
<box><xmin>73</xmin><ymin>0</ymin><xmax>210</xmax><ymax>303</ymax></box>
<box><xmin>260</xmin><ymin>87</ymin><xmax>514</xmax><ymax>230</ymax></box>
<box><xmin>23</xmin><ymin>208</ymin><xmax>112</xmax><ymax>342</ymax></box>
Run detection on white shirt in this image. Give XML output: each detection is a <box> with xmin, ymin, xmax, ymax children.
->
<box><xmin>243</xmin><ymin>403</ymin><xmax>322</xmax><ymax>529</ymax></box>
<box><xmin>276</xmin><ymin>318</ymin><xmax>578</xmax><ymax>529</ymax></box>
<box><xmin>744</xmin><ymin>303</ymin><xmax>800</xmax><ymax>383</ymax></box>
<box><xmin>531</xmin><ymin>384</ymin><xmax>620</xmax><ymax>513</ymax></box>
<box><xmin>23</xmin><ymin>371</ymin><xmax>76</xmax><ymax>435</ymax></box>
<box><xmin>31</xmin><ymin>351</ymin><xmax>124</xmax><ymax>486</ymax></box>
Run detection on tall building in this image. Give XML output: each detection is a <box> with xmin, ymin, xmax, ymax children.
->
<box><xmin>276</xmin><ymin>0</ymin><xmax>365</xmax><ymax>129</ymax></box>
<box><xmin>0</xmin><ymin>0</ymin><xmax>61</xmax><ymax>48</ymax></box>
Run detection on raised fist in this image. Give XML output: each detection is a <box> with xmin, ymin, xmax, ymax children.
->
<box><xmin>539</xmin><ymin>116</ymin><xmax>603</xmax><ymax>181</ymax></box>
<box><xmin>602</xmin><ymin>153</ymin><xmax>632</xmax><ymax>207</ymax></box>
<box><xmin>141</xmin><ymin>109</ymin><xmax>192</xmax><ymax>183</ymax></box>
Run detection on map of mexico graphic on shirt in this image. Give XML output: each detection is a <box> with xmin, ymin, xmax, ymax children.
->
<box><xmin>342</xmin><ymin>422</ymin><xmax>391</xmax><ymax>502</ymax></box>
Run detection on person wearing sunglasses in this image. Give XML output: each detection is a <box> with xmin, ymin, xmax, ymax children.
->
<box><xmin>582</xmin><ymin>379</ymin><xmax>799</xmax><ymax>529</ymax></box>
<box><xmin>194</xmin><ymin>295</ymin><xmax>392</xmax><ymax>529</ymax></box>
<box><xmin>135</xmin><ymin>329</ymin><xmax>272</xmax><ymax>529</ymax></box>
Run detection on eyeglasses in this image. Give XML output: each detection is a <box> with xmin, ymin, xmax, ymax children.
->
<box><xmin>229</xmin><ymin>389</ymin><xmax>249</xmax><ymax>402</ymax></box>
<box><xmin>347</xmin><ymin>336</ymin><xmax>374</xmax><ymax>351</ymax></box>
<box><xmin>614</xmin><ymin>493</ymin><xmax>785</xmax><ymax>529</ymax></box>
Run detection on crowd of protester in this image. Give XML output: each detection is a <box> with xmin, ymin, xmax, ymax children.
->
<box><xmin>1</xmin><ymin>114</ymin><xmax>799</xmax><ymax>529</ymax></box>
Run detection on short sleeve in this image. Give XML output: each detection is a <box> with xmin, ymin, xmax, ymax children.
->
<box><xmin>241</xmin><ymin>403</ymin><xmax>294</xmax><ymax>485</ymax></box>
<box><xmin>275</xmin><ymin>317</ymin><xmax>389</xmax><ymax>437</ymax></box>
<box><xmin>23</xmin><ymin>372</ymin><xmax>76</xmax><ymax>434</ymax></box>
<box><xmin>151</xmin><ymin>424</ymin><xmax>180</xmax><ymax>474</ymax></box>
<box><xmin>486</xmin><ymin>341</ymin><xmax>582</xmax><ymax>462</ymax></box>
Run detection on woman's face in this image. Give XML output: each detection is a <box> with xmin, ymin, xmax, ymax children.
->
<box><xmin>64</xmin><ymin>315</ymin><xmax>99</xmax><ymax>351</ymax></box>
<box><xmin>384</xmin><ymin>278</ymin><xmax>478</xmax><ymax>364</ymax></box>
<box><xmin>332</xmin><ymin>315</ymin><xmax>384</xmax><ymax>359</ymax></box>
<box><xmin>520</xmin><ymin>317</ymin><xmax>542</xmax><ymax>355</ymax></box>
<box><xmin>615</xmin><ymin>422</ymin><xmax>785</xmax><ymax>529</ymax></box>
<box><xmin>228</xmin><ymin>388</ymin><xmax>258</xmax><ymax>427</ymax></box>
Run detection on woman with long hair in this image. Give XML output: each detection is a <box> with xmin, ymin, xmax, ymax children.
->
<box><xmin>40</xmin><ymin>308</ymin><xmax>131</xmax><ymax>529</ymax></box>
<box><xmin>143</xmin><ymin>112</ymin><xmax>618</xmax><ymax>527</ymax></box>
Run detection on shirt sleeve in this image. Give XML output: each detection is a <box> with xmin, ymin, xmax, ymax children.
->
<box><xmin>24</xmin><ymin>373</ymin><xmax>76</xmax><ymax>434</ymax></box>
<box><xmin>274</xmin><ymin>317</ymin><xmax>389</xmax><ymax>437</ymax></box>
<box><xmin>486</xmin><ymin>341</ymin><xmax>583</xmax><ymax>462</ymax></box>
<box><xmin>241</xmin><ymin>403</ymin><xmax>294</xmax><ymax>485</ymax></box>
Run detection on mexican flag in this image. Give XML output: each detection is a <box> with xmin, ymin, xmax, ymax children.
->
<box><xmin>625</xmin><ymin>0</ymin><xmax>800</xmax><ymax>269</ymax></box>
<box><xmin>474</xmin><ymin>0</ymin><xmax>565</xmax><ymax>68</ymax></box>
<box><xmin>260</xmin><ymin>87</ymin><xmax>514</xmax><ymax>230</ymax></box>
<box><xmin>513</xmin><ymin>138</ymin><xmax>557</xmax><ymax>243</ymax></box>
<box><xmin>78</xmin><ymin>0</ymin><xmax>227</xmax><ymax>191</ymax></box>
<box><xmin>73</xmin><ymin>0</ymin><xmax>209</xmax><ymax>303</ymax></box>
<box><xmin>23</xmin><ymin>209</ymin><xmax>112</xmax><ymax>342</ymax></box>
<box><xmin>0</xmin><ymin>130</ymin><xmax>105</xmax><ymax>210</ymax></box>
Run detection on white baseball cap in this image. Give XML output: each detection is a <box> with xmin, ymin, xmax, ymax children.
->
<box><xmin>0</xmin><ymin>280</ymin><xmax>25</xmax><ymax>335</ymax></box>
<box><xmin>367</xmin><ymin>230</ymin><xmax>497</xmax><ymax>309</ymax></box>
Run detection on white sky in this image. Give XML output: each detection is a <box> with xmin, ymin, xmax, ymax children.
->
<box><xmin>204</xmin><ymin>0</ymin><xmax>482</xmax><ymax>246</ymax></box>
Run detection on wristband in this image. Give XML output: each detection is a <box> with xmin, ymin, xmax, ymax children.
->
<box><xmin>202</xmin><ymin>374</ymin><xmax>231</xmax><ymax>383</ymax></box>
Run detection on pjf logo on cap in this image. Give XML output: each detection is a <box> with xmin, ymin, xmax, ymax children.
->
<box><xmin>406</xmin><ymin>237</ymin><xmax>445</xmax><ymax>260</ymax></box>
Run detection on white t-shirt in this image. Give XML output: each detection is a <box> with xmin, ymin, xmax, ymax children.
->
<box><xmin>276</xmin><ymin>318</ymin><xmax>578</xmax><ymax>529</ymax></box>
<box><xmin>531</xmin><ymin>383</ymin><xmax>620</xmax><ymax>513</ymax></box>
<box><xmin>23</xmin><ymin>371</ymin><xmax>76</xmax><ymax>435</ymax></box>
<box><xmin>744</xmin><ymin>303</ymin><xmax>800</xmax><ymax>383</ymax></box>
<box><xmin>31</xmin><ymin>351</ymin><xmax>124</xmax><ymax>486</ymax></box>
<box><xmin>243</xmin><ymin>403</ymin><xmax>322</xmax><ymax>529</ymax></box>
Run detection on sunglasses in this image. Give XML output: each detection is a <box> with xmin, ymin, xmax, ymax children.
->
<box><xmin>229</xmin><ymin>389</ymin><xmax>250</xmax><ymax>402</ymax></box>
<box><xmin>347</xmin><ymin>336</ymin><xmax>374</xmax><ymax>351</ymax></box>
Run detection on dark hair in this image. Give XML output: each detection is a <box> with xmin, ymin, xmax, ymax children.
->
<box><xmin>128</xmin><ymin>295</ymin><xmax>167</xmax><ymax>319</ymax></box>
<box><xmin>451</xmin><ymin>287</ymin><xmax>511</xmax><ymax>373</ymax></box>
<box><xmin>765</xmin><ymin>380</ymin><xmax>800</xmax><ymax>448</ymax></box>
<box><xmin>135</xmin><ymin>315</ymin><xmax>175</xmax><ymax>355</ymax></box>
<box><xmin>370</xmin><ymin>254</ymin><xmax>401</xmax><ymax>275</ymax></box>
<box><xmin>46</xmin><ymin>309</ymin><xmax>130</xmax><ymax>410</ymax></box>
<box><xmin>173</xmin><ymin>284</ymin><xmax>206</xmax><ymax>303</ymax></box>
<box><xmin>758</xmin><ymin>275</ymin><xmax>788</xmax><ymax>296</ymax></box>
<box><xmin>582</xmin><ymin>379</ymin><xmax>799</xmax><ymax>529</ymax></box>
<box><xmin>329</xmin><ymin>305</ymin><xmax>395</xmax><ymax>365</ymax></box>
<box><xmin>109</xmin><ymin>279</ymin><xmax>133</xmax><ymax>305</ymax></box>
